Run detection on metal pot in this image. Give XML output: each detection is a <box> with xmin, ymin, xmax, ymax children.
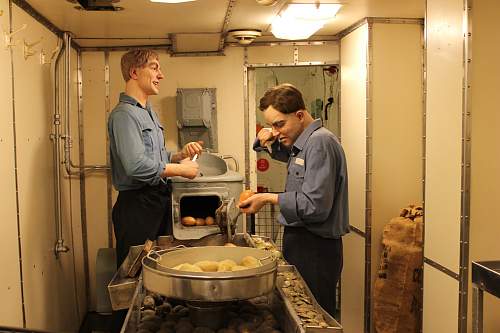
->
<box><xmin>142</xmin><ymin>246</ymin><xmax>277</xmax><ymax>302</ymax></box>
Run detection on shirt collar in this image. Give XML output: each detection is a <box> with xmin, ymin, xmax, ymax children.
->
<box><xmin>119</xmin><ymin>92</ymin><xmax>152</xmax><ymax>111</ymax></box>
<box><xmin>293</xmin><ymin>118</ymin><xmax>323</xmax><ymax>152</ymax></box>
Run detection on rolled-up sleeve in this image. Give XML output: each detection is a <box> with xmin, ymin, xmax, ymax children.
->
<box><xmin>278</xmin><ymin>141</ymin><xmax>336</xmax><ymax>225</ymax></box>
<box><xmin>111</xmin><ymin>111</ymin><xmax>165</xmax><ymax>185</ymax></box>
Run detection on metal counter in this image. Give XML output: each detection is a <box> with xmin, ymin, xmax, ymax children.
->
<box><xmin>472</xmin><ymin>260</ymin><xmax>500</xmax><ymax>333</ymax></box>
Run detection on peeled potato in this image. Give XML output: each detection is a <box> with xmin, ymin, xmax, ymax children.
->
<box><xmin>218</xmin><ymin>259</ymin><xmax>237</xmax><ymax>272</ymax></box>
<box><xmin>205</xmin><ymin>216</ymin><xmax>215</xmax><ymax>225</ymax></box>
<box><xmin>181</xmin><ymin>216</ymin><xmax>196</xmax><ymax>226</ymax></box>
<box><xmin>224</xmin><ymin>242</ymin><xmax>237</xmax><ymax>247</ymax></box>
<box><xmin>195</xmin><ymin>217</ymin><xmax>205</xmax><ymax>226</ymax></box>
<box><xmin>239</xmin><ymin>190</ymin><xmax>255</xmax><ymax>204</ymax></box>
<box><xmin>231</xmin><ymin>265</ymin><xmax>248</xmax><ymax>271</ymax></box>
<box><xmin>193</xmin><ymin>260</ymin><xmax>219</xmax><ymax>272</ymax></box>
<box><xmin>173</xmin><ymin>263</ymin><xmax>203</xmax><ymax>272</ymax></box>
<box><xmin>240</xmin><ymin>256</ymin><xmax>261</xmax><ymax>268</ymax></box>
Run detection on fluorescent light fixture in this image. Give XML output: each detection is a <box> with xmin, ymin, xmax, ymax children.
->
<box><xmin>150</xmin><ymin>0</ymin><xmax>197</xmax><ymax>3</ymax></box>
<box><xmin>271</xmin><ymin>15</ymin><xmax>324</xmax><ymax>40</ymax></box>
<box><xmin>271</xmin><ymin>3</ymin><xmax>342</xmax><ymax>40</ymax></box>
<box><xmin>284</xmin><ymin>3</ymin><xmax>342</xmax><ymax>21</ymax></box>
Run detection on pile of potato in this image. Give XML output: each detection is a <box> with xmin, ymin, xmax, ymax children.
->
<box><xmin>136</xmin><ymin>293</ymin><xmax>282</xmax><ymax>333</ymax></box>
<box><xmin>172</xmin><ymin>256</ymin><xmax>261</xmax><ymax>273</ymax></box>
<box><xmin>181</xmin><ymin>216</ymin><xmax>216</xmax><ymax>227</ymax></box>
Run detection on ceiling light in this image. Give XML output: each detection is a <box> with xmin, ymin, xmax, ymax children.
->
<box><xmin>150</xmin><ymin>0</ymin><xmax>197</xmax><ymax>3</ymax></box>
<box><xmin>283</xmin><ymin>3</ymin><xmax>342</xmax><ymax>21</ymax></box>
<box><xmin>271</xmin><ymin>3</ymin><xmax>342</xmax><ymax>40</ymax></box>
<box><xmin>271</xmin><ymin>16</ymin><xmax>324</xmax><ymax>40</ymax></box>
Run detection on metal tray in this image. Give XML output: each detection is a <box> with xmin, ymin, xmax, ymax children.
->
<box><xmin>142</xmin><ymin>246</ymin><xmax>277</xmax><ymax>301</ymax></box>
<box><xmin>108</xmin><ymin>233</ymin><xmax>253</xmax><ymax>310</ymax></box>
<box><xmin>277</xmin><ymin>265</ymin><xmax>343</xmax><ymax>332</ymax></box>
<box><xmin>121</xmin><ymin>279</ymin><xmax>317</xmax><ymax>333</ymax></box>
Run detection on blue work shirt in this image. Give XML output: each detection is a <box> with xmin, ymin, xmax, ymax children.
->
<box><xmin>254</xmin><ymin>119</ymin><xmax>350</xmax><ymax>238</ymax></box>
<box><xmin>108</xmin><ymin>93</ymin><xmax>170</xmax><ymax>191</ymax></box>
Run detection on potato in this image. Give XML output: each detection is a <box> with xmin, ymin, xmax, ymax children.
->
<box><xmin>239</xmin><ymin>190</ymin><xmax>255</xmax><ymax>205</ymax></box>
<box><xmin>194</xmin><ymin>260</ymin><xmax>219</xmax><ymax>272</ymax></box>
<box><xmin>173</xmin><ymin>263</ymin><xmax>203</xmax><ymax>272</ymax></box>
<box><xmin>195</xmin><ymin>217</ymin><xmax>206</xmax><ymax>226</ymax></box>
<box><xmin>224</xmin><ymin>242</ymin><xmax>237</xmax><ymax>247</ymax></box>
<box><xmin>218</xmin><ymin>259</ymin><xmax>237</xmax><ymax>272</ymax></box>
<box><xmin>240</xmin><ymin>256</ymin><xmax>261</xmax><ymax>268</ymax></box>
<box><xmin>205</xmin><ymin>216</ymin><xmax>215</xmax><ymax>225</ymax></box>
<box><xmin>181</xmin><ymin>216</ymin><xmax>196</xmax><ymax>226</ymax></box>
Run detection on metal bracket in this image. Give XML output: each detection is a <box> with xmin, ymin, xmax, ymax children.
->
<box><xmin>23</xmin><ymin>37</ymin><xmax>43</xmax><ymax>60</ymax></box>
<box><xmin>40</xmin><ymin>39</ymin><xmax>61</xmax><ymax>65</ymax></box>
<box><xmin>3</xmin><ymin>23</ymin><xmax>27</xmax><ymax>49</ymax></box>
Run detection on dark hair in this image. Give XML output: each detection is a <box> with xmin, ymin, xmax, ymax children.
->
<box><xmin>121</xmin><ymin>49</ymin><xmax>159</xmax><ymax>81</ymax></box>
<box><xmin>259</xmin><ymin>83</ymin><xmax>305</xmax><ymax>114</ymax></box>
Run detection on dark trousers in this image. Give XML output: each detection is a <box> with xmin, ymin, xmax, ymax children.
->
<box><xmin>111</xmin><ymin>183</ymin><xmax>172</xmax><ymax>333</ymax></box>
<box><xmin>283</xmin><ymin>227</ymin><xmax>343</xmax><ymax>317</ymax></box>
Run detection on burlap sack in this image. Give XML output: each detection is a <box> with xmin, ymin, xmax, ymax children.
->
<box><xmin>373</xmin><ymin>206</ymin><xmax>423</xmax><ymax>333</ymax></box>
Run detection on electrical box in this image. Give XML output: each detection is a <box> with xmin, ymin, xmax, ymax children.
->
<box><xmin>176</xmin><ymin>88</ymin><xmax>218</xmax><ymax>151</ymax></box>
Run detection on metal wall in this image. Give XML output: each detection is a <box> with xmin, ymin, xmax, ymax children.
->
<box><xmin>370</xmin><ymin>22</ymin><xmax>424</xmax><ymax>329</ymax></box>
<box><xmin>0</xmin><ymin>1</ymin><xmax>85</xmax><ymax>331</ymax></box>
<box><xmin>340</xmin><ymin>23</ymin><xmax>368</xmax><ymax>333</ymax></box>
<box><xmin>424</xmin><ymin>0</ymin><xmax>468</xmax><ymax>331</ymax></box>
<box><xmin>469</xmin><ymin>0</ymin><xmax>500</xmax><ymax>331</ymax></box>
<box><xmin>341</xmin><ymin>20</ymin><xmax>423</xmax><ymax>333</ymax></box>
<box><xmin>0</xmin><ymin>0</ymin><xmax>24</xmax><ymax>326</ymax></box>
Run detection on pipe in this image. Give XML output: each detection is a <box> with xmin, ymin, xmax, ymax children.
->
<box><xmin>52</xmin><ymin>33</ymin><xmax>68</xmax><ymax>257</ymax></box>
<box><xmin>62</xmin><ymin>33</ymin><xmax>109</xmax><ymax>175</ymax></box>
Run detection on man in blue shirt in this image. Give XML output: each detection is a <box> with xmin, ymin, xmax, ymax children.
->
<box><xmin>240</xmin><ymin>84</ymin><xmax>349</xmax><ymax>317</ymax></box>
<box><xmin>108</xmin><ymin>49</ymin><xmax>203</xmax><ymax>332</ymax></box>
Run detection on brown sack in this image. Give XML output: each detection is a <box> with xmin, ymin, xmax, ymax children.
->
<box><xmin>373</xmin><ymin>206</ymin><xmax>423</xmax><ymax>333</ymax></box>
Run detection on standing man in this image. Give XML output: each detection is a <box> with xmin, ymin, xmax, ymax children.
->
<box><xmin>108</xmin><ymin>49</ymin><xmax>202</xmax><ymax>331</ymax></box>
<box><xmin>239</xmin><ymin>84</ymin><xmax>349</xmax><ymax>317</ymax></box>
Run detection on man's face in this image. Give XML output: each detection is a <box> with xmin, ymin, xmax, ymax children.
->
<box><xmin>133</xmin><ymin>58</ymin><xmax>164</xmax><ymax>95</ymax></box>
<box><xmin>263</xmin><ymin>105</ymin><xmax>304</xmax><ymax>148</ymax></box>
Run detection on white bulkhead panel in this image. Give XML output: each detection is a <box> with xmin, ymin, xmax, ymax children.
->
<box><xmin>11</xmin><ymin>4</ymin><xmax>82</xmax><ymax>331</ymax></box>
<box><xmin>340</xmin><ymin>23</ymin><xmax>368</xmax><ymax>233</ymax></box>
<box><xmin>0</xmin><ymin>0</ymin><xmax>24</xmax><ymax>326</ymax></box>
<box><xmin>424</xmin><ymin>0</ymin><xmax>463</xmax><ymax>273</ymax></box>
<box><xmin>469</xmin><ymin>0</ymin><xmax>500</xmax><ymax>331</ymax></box>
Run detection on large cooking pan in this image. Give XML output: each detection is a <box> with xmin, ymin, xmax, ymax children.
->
<box><xmin>142</xmin><ymin>246</ymin><xmax>277</xmax><ymax>302</ymax></box>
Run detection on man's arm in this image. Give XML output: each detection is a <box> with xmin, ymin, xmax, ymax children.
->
<box><xmin>161</xmin><ymin>159</ymin><xmax>199</xmax><ymax>179</ymax></box>
<box><xmin>252</xmin><ymin>138</ymin><xmax>289</xmax><ymax>163</ymax></box>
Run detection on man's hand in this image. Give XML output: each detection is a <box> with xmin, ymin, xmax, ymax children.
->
<box><xmin>178</xmin><ymin>158</ymin><xmax>199</xmax><ymax>179</ymax></box>
<box><xmin>181</xmin><ymin>141</ymin><xmax>204</xmax><ymax>159</ymax></box>
<box><xmin>238</xmin><ymin>193</ymin><xmax>278</xmax><ymax>214</ymax></box>
<box><xmin>257</xmin><ymin>128</ymin><xmax>276</xmax><ymax>148</ymax></box>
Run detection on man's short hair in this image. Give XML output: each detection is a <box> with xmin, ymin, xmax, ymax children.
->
<box><xmin>120</xmin><ymin>49</ymin><xmax>159</xmax><ymax>82</ymax></box>
<box><xmin>259</xmin><ymin>83</ymin><xmax>306</xmax><ymax>114</ymax></box>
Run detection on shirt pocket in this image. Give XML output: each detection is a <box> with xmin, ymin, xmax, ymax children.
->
<box><xmin>141</xmin><ymin>127</ymin><xmax>154</xmax><ymax>156</ymax></box>
<box><xmin>287</xmin><ymin>163</ymin><xmax>305</xmax><ymax>191</ymax></box>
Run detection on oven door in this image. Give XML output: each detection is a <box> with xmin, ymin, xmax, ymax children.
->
<box><xmin>172</xmin><ymin>186</ymin><xmax>229</xmax><ymax>240</ymax></box>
